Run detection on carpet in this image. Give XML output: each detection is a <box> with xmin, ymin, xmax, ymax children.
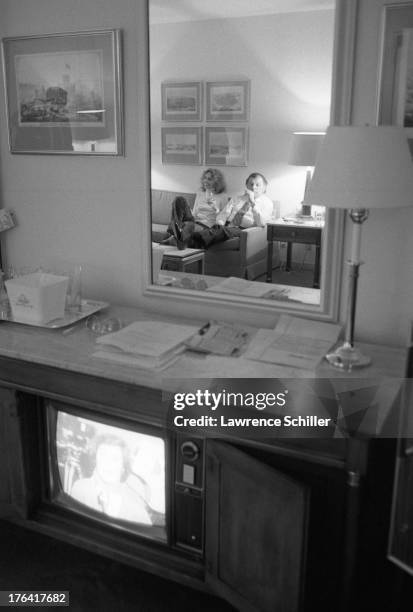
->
<box><xmin>256</xmin><ymin>266</ymin><xmax>315</xmax><ymax>288</ymax></box>
<box><xmin>0</xmin><ymin>520</ymin><xmax>235</xmax><ymax>612</ymax></box>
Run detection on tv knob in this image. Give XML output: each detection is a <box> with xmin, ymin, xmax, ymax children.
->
<box><xmin>180</xmin><ymin>441</ymin><xmax>199</xmax><ymax>462</ymax></box>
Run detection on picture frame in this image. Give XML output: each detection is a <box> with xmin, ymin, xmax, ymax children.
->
<box><xmin>377</xmin><ymin>4</ymin><xmax>413</xmax><ymax>153</ymax></box>
<box><xmin>2</xmin><ymin>30</ymin><xmax>123</xmax><ymax>155</ymax></box>
<box><xmin>206</xmin><ymin>80</ymin><xmax>250</xmax><ymax>122</ymax></box>
<box><xmin>161</xmin><ymin>127</ymin><xmax>203</xmax><ymax>165</ymax></box>
<box><xmin>205</xmin><ymin>126</ymin><xmax>248</xmax><ymax>166</ymax></box>
<box><xmin>161</xmin><ymin>81</ymin><xmax>202</xmax><ymax>121</ymax></box>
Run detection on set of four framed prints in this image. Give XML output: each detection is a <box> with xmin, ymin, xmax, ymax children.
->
<box><xmin>161</xmin><ymin>80</ymin><xmax>250</xmax><ymax>166</ymax></box>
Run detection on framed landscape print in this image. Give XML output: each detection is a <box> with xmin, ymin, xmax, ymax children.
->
<box><xmin>205</xmin><ymin>126</ymin><xmax>248</xmax><ymax>166</ymax></box>
<box><xmin>161</xmin><ymin>127</ymin><xmax>203</xmax><ymax>165</ymax></box>
<box><xmin>2</xmin><ymin>30</ymin><xmax>123</xmax><ymax>155</ymax></box>
<box><xmin>391</xmin><ymin>29</ymin><xmax>413</xmax><ymax>131</ymax></box>
<box><xmin>206</xmin><ymin>80</ymin><xmax>250</xmax><ymax>121</ymax></box>
<box><xmin>161</xmin><ymin>81</ymin><xmax>202</xmax><ymax>121</ymax></box>
<box><xmin>378</xmin><ymin>4</ymin><xmax>413</xmax><ymax>154</ymax></box>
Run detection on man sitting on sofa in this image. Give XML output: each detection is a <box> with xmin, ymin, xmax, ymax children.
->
<box><xmin>191</xmin><ymin>172</ymin><xmax>273</xmax><ymax>249</ymax></box>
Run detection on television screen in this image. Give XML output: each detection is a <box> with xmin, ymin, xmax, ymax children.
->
<box><xmin>53</xmin><ymin>410</ymin><xmax>166</xmax><ymax>541</ymax></box>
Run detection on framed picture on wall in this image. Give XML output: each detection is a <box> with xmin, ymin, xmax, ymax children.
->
<box><xmin>161</xmin><ymin>127</ymin><xmax>203</xmax><ymax>165</ymax></box>
<box><xmin>391</xmin><ymin>29</ymin><xmax>413</xmax><ymax>131</ymax></box>
<box><xmin>161</xmin><ymin>81</ymin><xmax>202</xmax><ymax>121</ymax></box>
<box><xmin>2</xmin><ymin>30</ymin><xmax>123</xmax><ymax>155</ymax></box>
<box><xmin>378</xmin><ymin>4</ymin><xmax>413</xmax><ymax>154</ymax></box>
<box><xmin>205</xmin><ymin>126</ymin><xmax>248</xmax><ymax>166</ymax></box>
<box><xmin>206</xmin><ymin>81</ymin><xmax>250</xmax><ymax>121</ymax></box>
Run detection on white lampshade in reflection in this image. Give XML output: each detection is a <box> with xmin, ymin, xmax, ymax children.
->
<box><xmin>288</xmin><ymin>131</ymin><xmax>325</xmax><ymax>167</ymax></box>
<box><xmin>288</xmin><ymin>131</ymin><xmax>325</xmax><ymax>215</ymax></box>
<box><xmin>303</xmin><ymin>126</ymin><xmax>413</xmax><ymax>370</ymax></box>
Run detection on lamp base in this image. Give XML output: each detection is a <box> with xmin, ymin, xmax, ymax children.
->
<box><xmin>325</xmin><ymin>342</ymin><xmax>371</xmax><ymax>371</ymax></box>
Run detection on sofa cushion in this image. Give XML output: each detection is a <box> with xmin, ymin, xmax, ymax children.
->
<box><xmin>151</xmin><ymin>189</ymin><xmax>196</xmax><ymax>225</ymax></box>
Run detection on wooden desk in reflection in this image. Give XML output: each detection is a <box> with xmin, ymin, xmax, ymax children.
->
<box><xmin>157</xmin><ymin>270</ymin><xmax>320</xmax><ymax>306</ymax></box>
<box><xmin>266</xmin><ymin>219</ymin><xmax>324</xmax><ymax>288</ymax></box>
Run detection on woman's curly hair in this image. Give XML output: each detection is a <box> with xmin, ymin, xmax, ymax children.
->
<box><xmin>200</xmin><ymin>168</ymin><xmax>226</xmax><ymax>194</ymax></box>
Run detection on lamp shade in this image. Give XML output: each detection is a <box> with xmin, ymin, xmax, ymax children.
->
<box><xmin>288</xmin><ymin>132</ymin><xmax>325</xmax><ymax>166</ymax></box>
<box><xmin>304</xmin><ymin>126</ymin><xmax>413</xmax><ymax>209</ymax></box>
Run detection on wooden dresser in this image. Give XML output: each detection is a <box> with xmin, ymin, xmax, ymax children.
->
<box><xmin>0</xmin><ymin>306</ymin><xmax>406</xmax><ymax>612</ymax></box>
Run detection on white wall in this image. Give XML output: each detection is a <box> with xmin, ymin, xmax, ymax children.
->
<box><xmin>150</xmin><ymin>10</ymin><xmax>334</xmax><ymax>211</ymax></box>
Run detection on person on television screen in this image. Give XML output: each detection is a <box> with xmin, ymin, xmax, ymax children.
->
<box><xmin>70</xmin><ymin>433</ymin><xmax>152</xmax><ymax>525</ymax></box>
<box><xmin>126</xmin><ymin>439</ymin><xmax>166</xmax><ymax>526</ymax></box>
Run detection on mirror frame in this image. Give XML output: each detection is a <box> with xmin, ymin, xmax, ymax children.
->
<box><xmin>145</xmin><ymin>0</ymin><xmax>358</xmax><ymax>322</ymax></box>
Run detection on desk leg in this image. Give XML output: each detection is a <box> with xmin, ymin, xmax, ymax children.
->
<box><xmin>198</xmin><ymin>256</ymin><xmax>205</xmax><ymax>275</ymax></box>
<box><xmin>266</xmin><ymin>240</ymin><xmax>273</xmax><ymax>283</ymax></box>
<box><xmin>314</xmin><ymin>244</ymin><xmax>321</xmax><ymax>288</ymax></box>
<box><xmin>286</xmin><ymin>243</ymin><xmax>292</xmax><ymax>272</ymax></box>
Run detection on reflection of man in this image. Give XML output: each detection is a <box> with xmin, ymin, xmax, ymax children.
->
<box><xmin>70</xmin><ymin>434</ymin><xmax>152</xmax><ymax>524</ymax></box>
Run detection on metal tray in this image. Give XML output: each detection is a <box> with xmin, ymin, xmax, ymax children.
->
<box><xmin>1</xmin><ymin>299</ymin><xmax>109</xmax><ymax>329</ymax></box>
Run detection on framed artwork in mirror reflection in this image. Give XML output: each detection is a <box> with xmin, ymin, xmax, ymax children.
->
<box><xmin>161</xmin><ymin>127</ymin><xmax>203</xmax><ymax>165</ymax></box>
<box><xmin>205</xmin><ymin>126</ymin><xmax>248</xmax><ymax>167</ymax></box>
<box><xmin>206</xmin><ymin>80</ymin><xmax>250</xmax><ymax>121</ymax></box>
<box><xmin>2</xmin><ymin>29</ymin><xmax>123</xmax><ymax>155</ymax></box>
<box><xmin>378</xmin><ymin>5</ymin><xmax>413</xmax><ymax>154</ymax></box>
<box><xmin>161</xmin><ymin>81</ymin><xmax>202</xmax><ymax>122</ymax></box>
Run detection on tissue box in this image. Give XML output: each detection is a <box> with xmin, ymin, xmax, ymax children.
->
<box><xmin>6</xmin><ymin>272</ymin><xmax>69</xmax><ymax>323</ymax></box>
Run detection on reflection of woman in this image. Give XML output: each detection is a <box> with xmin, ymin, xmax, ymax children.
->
<box><xmin>162</xmin><ymin>168</ymin><xmax>228</xmax><ymax>248</ymax></box>
<box><xmin>70</xmin><ymin>434</ymin><xmax>152</xmax><ymax>524</ymax></box>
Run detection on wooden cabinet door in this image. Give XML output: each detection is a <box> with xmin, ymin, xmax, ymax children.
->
<box><xmin>0</xmin><ymin>387</ymin><xmax>25</xmax><ymax>518</ymax></box>
<box><xmin>205</xmin><ymin>440</ymin><xmax>309</xmax><ymax>612</ymax></box>
<box><xmin>388</xmin><ymin>433</ymin><xmax>413</xmax><ymax>575</ymax></box>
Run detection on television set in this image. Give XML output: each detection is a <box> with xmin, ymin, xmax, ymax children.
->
<box><xmin>11</xmin><ymin>395</ymin><xmax>206</xmax><ymax>584</ymax></box>
<box><xmin>48</xmin><ymin>407</ymin><xmax>167</xmax><ymax>542</ymax></box>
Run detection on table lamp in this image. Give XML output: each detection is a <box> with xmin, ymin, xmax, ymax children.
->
<box><xmin>288</xmin><ymin>132</ymin><xmax>325</xmax><ymax>217</ymax></box>
<box><xmin>304</xmin><ymin>125</ymin><xmax>413</xmax><ymax>370</ymax></box>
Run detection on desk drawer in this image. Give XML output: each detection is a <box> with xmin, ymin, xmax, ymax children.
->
<box><xmin>268</xmin><ymin>225</ymin><xmax>322</xmax><ymax>245</ymax></box>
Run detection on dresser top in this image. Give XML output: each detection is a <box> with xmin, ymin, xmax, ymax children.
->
<box><xmin>0</xmin><ymin>304</ymin><xmax>406</xmax><ymax>391</ymax></box>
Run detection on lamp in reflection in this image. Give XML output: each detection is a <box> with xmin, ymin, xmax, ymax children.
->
<box><xmin>288</xmin><ymin>131</ymin><xmax>325</xmax><ymax>217</ymax></box>
<box><xmin>305</xmin><ymin>126</ymin><xmax>413</xmax><ymax>370</ymax></box>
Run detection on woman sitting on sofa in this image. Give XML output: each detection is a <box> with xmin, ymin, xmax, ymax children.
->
<box><xmin>162</xmin><ymin>168</ymin><xmax>228</xmax><ymax>248</ymax></box>
<box><xmin>191</xmin><ymin>172</ymin><xmax>273</xmax><ymax>248</ymax></box>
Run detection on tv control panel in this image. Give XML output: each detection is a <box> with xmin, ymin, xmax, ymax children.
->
<box><xmin>174</xmin><ymin>434</ymin><xmax>205</xmax><ymax>554</ymax></box>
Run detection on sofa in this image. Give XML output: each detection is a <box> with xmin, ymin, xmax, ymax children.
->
<box><xmin>151</xmin><ymin>188</ymin><xmax>278</xmax><ymax>279</ymax></box>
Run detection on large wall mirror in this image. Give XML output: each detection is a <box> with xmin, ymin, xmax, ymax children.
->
<box><xmin>147</xmin><ymin>0</ymin><xmax>357</xmax><ymax>320</ymax></box>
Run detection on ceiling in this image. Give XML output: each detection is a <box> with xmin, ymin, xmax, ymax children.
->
<box><xmin>149</xmin><ymin>0</ymin><xmax>335</xmax><ymax>25</ymax></box>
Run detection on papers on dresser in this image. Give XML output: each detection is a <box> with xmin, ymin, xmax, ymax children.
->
<box><xmin>185</xmin><ymin>321</ymin><xmax>249</xmax><ymax>356</ymax></box>
<box><xmin>92</xmin><ymin>320</ymin><xmax>199</xmax><ymax>370</ymax></box>
<box><xmin>244</xmin><ymin>314</ymin><xmax>342</xmax><ymax>371</ymax></box>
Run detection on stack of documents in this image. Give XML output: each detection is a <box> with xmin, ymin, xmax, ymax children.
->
<box><xmin>92</xmin><ymin>320</ymin><xmax>199</xmax><ymax>370</ymax></box>
<box><xmin>244</xmin><ymin>314</ymin><xmax>342</xmax><ymax>371</ymax></box>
